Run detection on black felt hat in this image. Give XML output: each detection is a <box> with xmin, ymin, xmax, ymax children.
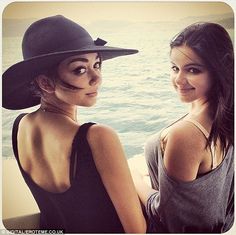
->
<box><xmin>2</xmin><ymin>15</ymin><xmax>138</xmax><ymax>110</ymax></box>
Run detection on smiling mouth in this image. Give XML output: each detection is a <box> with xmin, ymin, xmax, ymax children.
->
<box><xmin>86</xmin><ymin>91</ymin><xmax>98</xmax><ymax>97</ymax></box>
<box><xmin>177</xmin><ymin>88</ymin><xmax>195</xmax><ymax>94</ymax></box>
<box><xmin>180</xmin><ymin>88</ymin><xmax>194</xmax><ymax>91</ymax></box>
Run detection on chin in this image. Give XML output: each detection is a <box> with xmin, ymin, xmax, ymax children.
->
<box><xmin>179</xmin><ymin>96</ymin><xmax>193</xmax><ymax>103</ymax></box>
<box><xmin>78</xmin><ymin>101</ymin><xmax>97</xmax><ymax>107</ymax></box>
<box><xmin>87</xmin><ymin>103</ymin><xmax>96</xmax><ymax>107</ymax></box>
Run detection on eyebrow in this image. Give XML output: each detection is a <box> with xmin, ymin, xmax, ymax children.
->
<box><xmin>67</xmin><ymin>55</ymin><xmax>100</xmax><ymax>65</ymax></box>
<box><xmin>185</xmin><ymin>63</ymin><xmax>205</xmax><ymax>67</ymax></box>
<box><xmin>171</xmin><ymin>61</ymin><xmax>205</xmax><ymax>67</ymax></box>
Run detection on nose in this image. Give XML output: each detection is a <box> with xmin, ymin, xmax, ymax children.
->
<box><xmin>174</xmin><ymin>70</ymin><xmax>187</xmax><ymax>86</ymax></box>
<box><xmin>88</xmin><ymin>69</ymin><xmax>102</xmax><ymax>86</ymax></box>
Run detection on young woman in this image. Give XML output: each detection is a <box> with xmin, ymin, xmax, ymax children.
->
<box><xmin>129</xmin><ymin>22</ymin><xmax>234</xmax><ymax>233</ymax></box>
<box><xmin>2</xmin><ymin>15</ymin><xmax>146</xmax><ymax>233</ymax></box>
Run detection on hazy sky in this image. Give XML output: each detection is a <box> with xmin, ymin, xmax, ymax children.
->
<box><xmin>1</xmin><ymin>1</ymin><xmax>234</xmax><ymax>24</ymax></box>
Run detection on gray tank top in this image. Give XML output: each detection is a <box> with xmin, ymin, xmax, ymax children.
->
<box><xmin>145</xmin><ymin>120</ymin><xmax>234</xmax><ymax>233</ymax></box>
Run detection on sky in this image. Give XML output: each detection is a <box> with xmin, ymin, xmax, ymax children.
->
<box><xmin>1</xmin><ymin>0</ymin><xmax>235</xmax><ymax>24</ymax></box>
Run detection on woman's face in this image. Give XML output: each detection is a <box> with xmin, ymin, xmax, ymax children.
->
<box><xmin>170</xmin><ymin>45</ymin><xmax>212</xmax><ymax>104</ymax></box>
<box><xmin>55</xmin><ymin>52</ymin><xmax>102</xmax><ymax>107</ymax></box>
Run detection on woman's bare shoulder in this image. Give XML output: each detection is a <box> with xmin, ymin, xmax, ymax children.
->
<box><xmin>87</xmin><ymin>124</ymin><xmax>125</xmax><ymax>171</ymax></box>
<box><xmin>17</xmin><ymin>112</ymin><xmax>37</xmax><ymax>133</ymax></box>
<box><xmin>163</xmin><ymin>121</ymin><xmax>207</xmax><ymax>181</ymax></box>
<box><xmin>87</xmin><ymin>124</ymin><xmax>119</xmax><ymax>143</ymax></box>
<box><xmin>169</xmin><ymin>120</ymin><xmax>207</xmax><ymax>147</ymax></box>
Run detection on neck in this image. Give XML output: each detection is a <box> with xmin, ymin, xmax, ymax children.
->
<box><xmin>40</xmin><ymin>99</ymin><xmax>77</xmax><ymax>122</ymax></box>
<box><xmin>188</xmin><ymin>99</ymin><xmax>212</xmax><ymax>121</ymax></box>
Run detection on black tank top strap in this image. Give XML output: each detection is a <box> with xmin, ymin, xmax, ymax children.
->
<box><xmin>72</xmin><ymin>122</ymin><xmax>96</xmax><ymax>149</ymax></box>
<box><xmin>70</xmin><ymin>122</ymin><xmax>96</xmax><ymax>181</ymax></box>
<box><xmin>12</xmin><ymin>113</ymin><xmax>28</xmax><ymax>162</ymax></box>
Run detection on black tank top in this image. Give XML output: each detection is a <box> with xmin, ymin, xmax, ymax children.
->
<box><xmin>12</xmin><ymin>114</ymin><xmax>124</xmax><ymax>233</ymax></box>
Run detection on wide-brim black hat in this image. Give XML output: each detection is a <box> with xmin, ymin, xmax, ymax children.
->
<box><xmin>2</xmin><ymin>15</ymin><xmax>138</xmax><ymax>110</ymax></box>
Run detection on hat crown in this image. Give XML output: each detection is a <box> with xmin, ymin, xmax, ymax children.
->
<box><xmin>22</xmin><ymin>15</ymin><xmax>94</xmax><ymax>59</ymax></box>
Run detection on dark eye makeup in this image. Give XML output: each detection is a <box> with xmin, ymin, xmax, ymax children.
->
<box><xmin>188</xmin><ymin>67</ymin><xmax>202</xmax><ymax>74</ymax></box>
<box><xmin>73</xmin><ymin>66</ymin><xmax>86</xmax><ymax>75</ymax></box>
<box><xmin>171</xmin><ymin>65</ymin><xmax>179</xmax><ymax>72</ymax></box>
<box><xmin>72</xmin><ymin>60</ymin><xmax>101</xmax><ymax>75</ymax></box>
<box><xmin>94</xmin><ymin>61</ymin><xmax>102</xmax><ymax>69</ymax></box>
<box><xmin>171</xmin><ymin>64</ymin><xmax>203</xmax><ymax>75</ymax></box>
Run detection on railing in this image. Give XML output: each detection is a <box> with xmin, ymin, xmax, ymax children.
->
<box><xmin>3</xmin><ymin>213</ymin><xmax>40</xmax><ymax>230</ymax></box>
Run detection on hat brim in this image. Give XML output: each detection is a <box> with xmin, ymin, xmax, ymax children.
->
<box><xmin>2</xmin><ymin>46</ymin><xmax>138</xmax><ymax>110</ymax></box>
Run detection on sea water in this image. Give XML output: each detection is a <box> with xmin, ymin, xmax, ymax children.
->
<box><xmin>3</xmin><ymin>19</ymin><xmax>231</xmax><ymax>158</ymax></box>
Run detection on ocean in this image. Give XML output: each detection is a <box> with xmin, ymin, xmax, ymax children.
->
<box><xmin>2</xmin><ymin>19</ymin><xmax>233</xmax><ymax>158</ymax></box>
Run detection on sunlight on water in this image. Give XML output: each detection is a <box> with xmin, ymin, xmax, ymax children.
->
<box><xmin>4</xmin><ymin>19</ymin><xmax>231</xmax><ymax>158</ymax></box>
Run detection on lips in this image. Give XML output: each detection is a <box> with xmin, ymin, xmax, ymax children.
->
<box><xmin>86</xmin><ymin>91</ymin><xmax>98</xmax><ymax>97</ymax></box>
<box><xmin>177</xmin><ymin>87</ymin><xmax>195</xmax><ymax>95</ymax></box>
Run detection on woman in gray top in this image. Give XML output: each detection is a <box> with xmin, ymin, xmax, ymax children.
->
<box><xmin>130</xmin><ymin>22</ymin><xmax>234</xmax><ymax>233</ymax></box>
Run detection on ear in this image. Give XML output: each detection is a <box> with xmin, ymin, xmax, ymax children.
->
<box><xmin>35</xmin><ymin>75</ymin><xmax>55</xmax><ymax>93</ymax></box>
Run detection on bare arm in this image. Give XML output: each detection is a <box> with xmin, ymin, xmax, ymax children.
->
<box><xmin>88</xmin><ymin>125</ymin><xmax>146</xmax><ymax>233</ymax></box>
<box><xmin>128</xmin><ymin>165</ymin><xmax>157</xmax><ymax>206</ymax></box>
<box><xmin>163</xmin><ymin>122</ymin><xmax>204</xmax><ymax>182</ymax></box>
<box><xmin>129</xmin><ymin>121</ymin><xmax>206</xmax><ymax>208</ymax></box>
<box><xmin>128</xmin><ymin>156</ymin><xmax>157</xmax><ymax>206</ymax></box>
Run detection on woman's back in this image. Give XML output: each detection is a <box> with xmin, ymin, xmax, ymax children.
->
<box><xmin>13</xmin><ymin>113</ymin><xmax>125</xmax><ymax>233</ymax></box>
<box><xmin>3</xmin><ymin>15</ymin><xmax>146</xmax><ymax>233</ymax></box>
<box><xmin>17</xmin><ymin>111</ymin><xmax>79</xmax><ymax>193</ymax></box>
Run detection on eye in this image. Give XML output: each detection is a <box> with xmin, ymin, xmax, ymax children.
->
<box><xmin>94</xmin><ymin>61</ymin><xmax>102</xmax><ymax>70</ymax></box>
<box><xmin>73</xmin><ymin>66</ymin><xmax>86</xmax><ymax>75</ymax></box>
<box><xmin>188</xmin><ymin>67</ymin><xmax>201</xmax><ymax>74</ymax></box>
<box><xmin>171</xmin><ymin>66</ymin><xmax>179</xmax><ymax>72</ymax></box>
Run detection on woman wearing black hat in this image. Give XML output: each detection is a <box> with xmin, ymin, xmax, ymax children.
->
<box><xmin>2</xmin><ymin>15</ymin><xmax>146</xmax><ymax>233</ymax></box>
<box><xmin>129</xmin><ymin>22</ymin><xmax>234</xmax><ymax>233</ymax></box>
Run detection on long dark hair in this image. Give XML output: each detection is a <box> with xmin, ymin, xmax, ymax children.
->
<box><xmin>170</xmin><ymin>22</ymin><xmax>234</xmax><ymax>153</ymax></box>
